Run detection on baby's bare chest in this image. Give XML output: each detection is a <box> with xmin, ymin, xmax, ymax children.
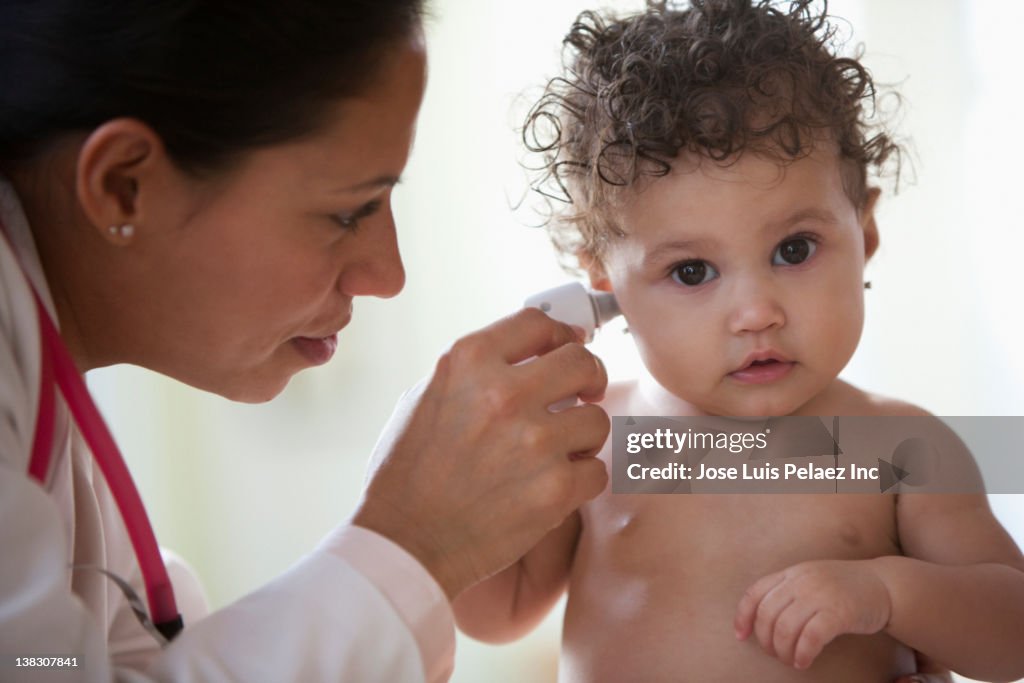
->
<box><xmin>578</xmin><ymin>493</ymin><xmax>899</xmax><ymax>581</ymax></box>
<box><xmin>560</xmin><ymin>495</ymin><xmax>909</xmax><ymax>682</ymax></box>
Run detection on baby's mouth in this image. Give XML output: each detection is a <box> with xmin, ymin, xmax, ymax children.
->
<box><xmin>730</xmin><ymin>355</ymin><xmax>795</xmax><ymax>384</ymax></box>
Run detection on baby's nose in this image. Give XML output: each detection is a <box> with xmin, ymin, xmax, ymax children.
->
<box><xmin>726</xmin><ymin>279</ymin><xmax>786</xmax><ymax>334</ymax></box>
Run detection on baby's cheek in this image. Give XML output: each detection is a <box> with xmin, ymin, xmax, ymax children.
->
<box><xmin>635</xmin><ymin>333</ymin><xmax>706</xmax><ymax>397</ymax></box>
<box><xmin>801</xmin><ymin>304</ymin><xmax>862</xmax><ymax>383</ymax></box>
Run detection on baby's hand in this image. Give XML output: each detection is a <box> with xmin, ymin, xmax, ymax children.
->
<box><xmin>734</xmin><ymin>559</ymin><xmax>892</xmax><ymax>670</ymax></box>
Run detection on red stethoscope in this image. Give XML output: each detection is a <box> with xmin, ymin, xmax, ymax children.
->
<box><xmin>0</xmin><ymin>218</ymin><xmax>183</xmax><ymax>643</ymax></box>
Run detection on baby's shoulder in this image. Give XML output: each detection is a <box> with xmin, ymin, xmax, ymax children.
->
<box><xmin>858</xmin><ymin>392</ymin><xmax>932</xmax><ymax>417</ymax></box>
<box><xmin>827</xmin><ymin>379</ymin><xmax>932</xmax><ymax>416</ymax></box>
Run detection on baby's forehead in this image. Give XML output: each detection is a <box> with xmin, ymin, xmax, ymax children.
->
<box><xmin>629</xmin><ymin>144</ymin><xmax>848</xmax><ymax>199</ymax></box>
<box><xmin>607</xmin><ymin>147</ymin><xmax>857</xmax><ymax>240</ymax></box>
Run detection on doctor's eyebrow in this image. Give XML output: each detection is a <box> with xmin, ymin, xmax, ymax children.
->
<box><xmin>335</xmin><ymin>175</ymin><xmax>402</xmax><ymax>193</ymax></box>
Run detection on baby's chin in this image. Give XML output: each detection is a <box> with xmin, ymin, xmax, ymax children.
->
<box><xmin>673</xmin><ymin>385</ymin><xmax>817</xmax><ymax>418</ymax></box>
<box><xmin>641</xmin><ymin>363</ymin><xmax>825</xmax><ymax>417</ymax></box>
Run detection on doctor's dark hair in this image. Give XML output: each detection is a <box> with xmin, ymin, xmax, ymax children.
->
<box><xmin>0</xmin><ymin>0</ymin><xmax>425</xmax><ymax>174</ymax></box>
<box><xmin>524</xmin><ymin>0</ymin><xmax>903</xmax><ymax>265</ymax></box>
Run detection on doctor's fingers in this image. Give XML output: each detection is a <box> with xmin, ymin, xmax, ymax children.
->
<box><xmin>469</xmin><ymin>307</ymin><xmax>585</xmax><ymax>365</ymax></box>
<box><xmin>547</xmin><ymin>403</ymin><xmax>611</xmax><ymax>461</ymax></box>
<box><xmin>524</xmin><ymin>448</ymin><xmax>609</xmax><ymax>519</ymax></box>
<box><xmin>566</xmin><ymin>455</ymin><xmax>609</xmax><ymax>508</ymax></box>
<box><xmin>516</xmin><ymin>341</ymin><xmax>608</xmax><ymax>407</ymax></box>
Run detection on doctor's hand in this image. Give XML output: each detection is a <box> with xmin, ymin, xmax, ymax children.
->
<box><xmin>352</xmin><ymin>308</ymin><xmax>610</xmax><ymax>601</ymax></box>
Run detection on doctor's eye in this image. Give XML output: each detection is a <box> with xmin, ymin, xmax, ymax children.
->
<box><xmin>671</xmin><ymin>260</ymin><xmax>718</xmax><ymax>286</ymax></box>
<box><xmin>332</xmin><ymin>200</ymin><xmax>382</xmax><ymax>232</ymax></box>
<box><xmin>773</xmin><ymin>236</ymin><xmax>817</xmax><ymax>265</ymax></box>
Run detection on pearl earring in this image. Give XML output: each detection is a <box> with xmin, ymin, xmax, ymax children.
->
<box><xmin>108</xmin><ymin>224</ymin><xmax>135</xmax><ymax>239</ymax></box>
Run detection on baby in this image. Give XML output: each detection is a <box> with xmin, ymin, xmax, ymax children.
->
<box><xmin>453</xmin><ymin>1</ymin><xmax>1024</xmax><ymax>681</ymax></box>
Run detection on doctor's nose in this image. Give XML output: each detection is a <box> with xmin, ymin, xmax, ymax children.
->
<box><xmin>726</xmin><ymin>277</ymin><xmax>786</xmax><ymax>335</ymax></box>
<box><xmin>338</xmin><ymin>209</ymin><xmax>406</xmax><ymax>299</ymax></box>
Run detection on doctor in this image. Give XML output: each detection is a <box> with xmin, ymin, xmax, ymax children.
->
<box><xmin>0</xmin><ymin>1</ymin><xmax>611</xmax><ymax>681</ymax></box>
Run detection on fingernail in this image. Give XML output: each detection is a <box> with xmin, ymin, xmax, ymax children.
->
<box><xmin>569</xmin><ymin>325</ymin><xmax>586</xmax><ymax>341</ymax></box>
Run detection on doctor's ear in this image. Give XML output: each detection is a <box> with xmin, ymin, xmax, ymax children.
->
<box><xmin>74</xmin><ymin>118</ymin><xmax>170</xmax><ymax>245</ymax></box>
<box><xmin>860</xmin><ymin>186</ymin><xmax>881</xmax><ymax>261</ymax></box>
<box><xmin>577</xmin><ymin>248</ymin><xmax>612</xmax><ymax>293</ymax></box>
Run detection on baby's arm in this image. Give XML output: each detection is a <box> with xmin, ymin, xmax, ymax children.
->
<box><xmin>734</xmin><ymin>492</ymin><xmax>1024</xmax><ymax>680</ymax></box>
<box><xmin>452</xmin><ymin>510</ymin><xmax>581</xmax><ymax>643</ymax></box>
<box><xmin>874</xmin><ymin>492</ymin><xmax>1024</xmax><ymax>681</ymax></box>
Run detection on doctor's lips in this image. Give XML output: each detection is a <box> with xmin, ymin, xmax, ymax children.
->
<box><xmin>290</xmin><ymin>316</ymin><xmax>350</xmax><ymax>366</ymax></box>
<box><xmin>728</xmin><ymin>350</ymin><xmax>795</xmax><ymax>384</ymax></box>
<box><xmin>292</xmin><ymin>334</ymin><xmax>338</xmax><ymax>365</ymax></box>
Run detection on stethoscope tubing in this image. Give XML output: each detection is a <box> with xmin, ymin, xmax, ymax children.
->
<box><xmin>0</xmin><ymin>219</ymin><xmax>183</xmax><ymax>642</ymax></box>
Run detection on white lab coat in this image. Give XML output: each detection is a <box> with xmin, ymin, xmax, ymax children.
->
<box><xmin>0</xmin><ymin>180</ymin><xmax>454</xmax><ymax>682</ymax></box>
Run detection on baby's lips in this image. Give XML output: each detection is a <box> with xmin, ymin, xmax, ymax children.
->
<box><xmin>732</xmin><ymin>349</ymin><xmax>793</xmax><ymax>373</ymax></box>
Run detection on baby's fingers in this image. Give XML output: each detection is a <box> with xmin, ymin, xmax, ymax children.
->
<box><xmin>734</xmin><ymin>572</ymin><xmax>785</xmax><ymax>640</ymax></box>
<box><xmin>772</xmin><ymin>601</ymin><xmax>819</xmax><ymax>667</ymax></box>
<box><xmin>754</xmin><ymin>589</ymin><xmax>794</xmax><ymax>658</ymax></box>
<box><xmin>793</xmin><ymin>611</ymin><xmax>841</xmax><ymax>670</ymax></box>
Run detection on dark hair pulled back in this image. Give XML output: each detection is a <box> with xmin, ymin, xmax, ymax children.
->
<box><xmin>0</xmin><ymin>0</ymin><xmax>424</xmax><ymax>174</ymax></box>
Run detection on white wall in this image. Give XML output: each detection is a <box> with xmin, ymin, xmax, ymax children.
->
<box><xmin>88</xmin><ymin>1</ymin><xmax>1022</xmax><ymax>680</ymax></box>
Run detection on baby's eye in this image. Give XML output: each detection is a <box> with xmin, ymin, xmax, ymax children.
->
<box><xmin>772</xmin><ymin>236</ymin><xmax>817</xmax><ymax>265</ymax></box>
<box><xmin>671</xmin><ymin>260</ymin><xmax>718</xmax><ymax>286</ymax></box>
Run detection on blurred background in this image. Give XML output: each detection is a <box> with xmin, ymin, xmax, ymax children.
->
<box><xmin>88</xmin><ymin>0</ymin><xmax>1022</xmax><ymax>680</ymax></box>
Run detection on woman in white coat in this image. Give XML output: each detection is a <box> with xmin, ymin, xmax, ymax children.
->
<box><xmin>0</xmin><ymin>1</ymin><xmax>612</xmax><ymax>680</ymax></box>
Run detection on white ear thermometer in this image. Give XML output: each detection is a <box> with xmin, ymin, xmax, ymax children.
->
<box><xmin>524</xmin><ymin>282</ymin><xmax>621</xmax><ymax>411</ymax></box>
<box><xmin>524</xmin><ymin>282</ymin><xmax>621</xmax><ymax>343</ymax></box>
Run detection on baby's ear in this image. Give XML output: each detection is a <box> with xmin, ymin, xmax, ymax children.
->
<box><xmin>577</xmin><ymin>249</ymin><xmax>612</xmax><ymax>292</ymax></box>
<box><xmin>860</xmin><ymin>186</ymin><xmax>881</xmax><ymax>261</ymax></box>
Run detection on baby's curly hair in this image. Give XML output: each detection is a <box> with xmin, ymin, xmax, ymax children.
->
<box><xmin>524</xmin><ymin>0</ymin><xmax>902</xmax><ymax>267</ymax></box>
